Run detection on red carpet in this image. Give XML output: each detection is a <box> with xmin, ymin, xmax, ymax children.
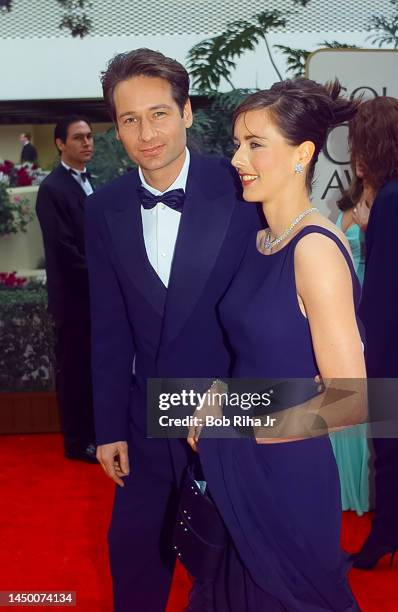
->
<box><xmin>0</xmin><ymin>434</ymin><xmax>396</xmax><ymax>611</ymax></box>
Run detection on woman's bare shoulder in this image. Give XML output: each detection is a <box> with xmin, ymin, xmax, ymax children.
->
<box><xmin>299</xmin><ymin>212</ymin><xmax>351</xmax><ymax>253</ymax></box>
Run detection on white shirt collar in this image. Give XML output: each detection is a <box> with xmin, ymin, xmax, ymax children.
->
<box><xmin>61</xmin><ymin>160</ymin><xmax>87</xmax><ymax>174</ymax></box>
<box><xmin>138</xmin><ymin>147</ymin><xmax>190</xmax><ymax>196</ymax></box>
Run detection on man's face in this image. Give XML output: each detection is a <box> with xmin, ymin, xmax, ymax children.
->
<box><xmin>56</xmin><ymin>121</ymin><xmax>94</xmax><ymax>167</ymax></box>
<box><xmin>19</xmin><ymin>133</ymin><xmax>28</xmax><ymax>144</ymax></box>
<box><xmin>114</xmin><ymin>75</ymin><xmax>192</xmax><ymax>177</ymax></box>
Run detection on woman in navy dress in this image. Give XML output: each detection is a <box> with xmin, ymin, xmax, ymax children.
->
<box><xmin>188</xmin><ymin>79</ymin><xmax>365</xmax><ymax>611</ymax></box>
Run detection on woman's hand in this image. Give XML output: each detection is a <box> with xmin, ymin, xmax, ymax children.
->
<box><xmin>352</xmin><ymin>199</ymin><xmax>371</xmax><ymax>231</ymax></box>
<box><xmin>187</xmin><ymin>380</ymin><xmax>227</xmax><ymax>452</ymax></box>
<box><xmin>187</xmin><ymin>410</ymin><xmax>203</xmax><ymax>452</ymax></box>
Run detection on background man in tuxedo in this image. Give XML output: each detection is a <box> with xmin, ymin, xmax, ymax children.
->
<box><xmin>19</xmin><ymin>132</ymin><xmax>38</xmax><ymax>164</ymax></box>
<box><xmin>36</xmin><ymin>116</ymin><xmax>96</xmax><ymax>463</ymax></box>
<box><xmin>85</xmin><ymin>49</ymin><xmax>259</xmax><ymax>611</ymax></box>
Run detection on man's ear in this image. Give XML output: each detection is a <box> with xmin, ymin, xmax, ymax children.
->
<box><xmin>55</xmin><ymin>138</ymin><xmax>65</xmax><ymax>153</ymax></box>
<box><xmin>115</xmin><ymin>125</ymin><xmax>120</xmax><ymax>141</ymax></box>
<box><xmin>183</xmin><ymin>99</ymin><xmax>193</xmax><ymax>128</ymax></box>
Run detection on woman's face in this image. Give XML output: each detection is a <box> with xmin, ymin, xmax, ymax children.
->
<box><xmin>231</xmin><ymin>109</ymin><xmax>299</xmax><ymax>203</ymax></box>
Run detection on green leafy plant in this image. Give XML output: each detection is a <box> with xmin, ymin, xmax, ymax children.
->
<box><xmin>0</xmin><ymin>283</ymin><xmax>55</xmax><ymax>392</ymax></box>
<box><xmin>89</xmin><ymin>127</ymin><xmax>134</xmax><ymax>188</ymax></box>
<box><xmin>275</xmin><ymin>41</ymin><xmax>358</xmax><ymax>77</ymax></box>
<box><xmin>187</xmin><ymin>10</ymin><xmax>287</xmax><ymax>91</ymax></box>
<box><xmin>0</xmin><ymin>0</ymin><xmax>12</xmax><ymax>12</ymax></box>
<box><xmin>188</xmin><ymin>90</ymin><xmax>253</xmax><ymax>157</ymax></box>
<box><xmin>57</xmin><ymin>0</ymin><xmax>92</xmax><ymax>37</ymax></box>
<box><xmin>1</xmin><ymin>0</ymin><xmax>93</xmax><ymax>37</ymax></box>
<box><xmin>369</xmin><ymin>0</ymin><xmax>398</xmax><ymax>47</ymax></box>
<box><xmin>274</xmin><ymin>45</ymin><xmax>311</xmax><ymax>77</ymax></box>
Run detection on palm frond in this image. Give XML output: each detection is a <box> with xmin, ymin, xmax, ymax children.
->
<box><xmin>369</xmin><ymin>16</ymin><xmax>398</xmax><ymax>47</ymax></box>
<box><xmin>274</xmin><ymin>45</ymin><xmax>310</xmax><ymax>77</ymax></box>
<box><xmin>319</xmin><ymin>40</ymin><xmax>359</xmax><ymax>48</ymax></box>
<box><xmin>368</xmin><ymin>0</ymin><xmax>398</xmax><ymax>48</ymax></box>
<box><xmin>187</xmin><ymin>10</ymin><xmax>286</xmax><ymax>91</ymax></box>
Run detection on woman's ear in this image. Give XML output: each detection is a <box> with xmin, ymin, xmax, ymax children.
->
<box><xmin>297</xmin><ymin>141</ymin><xmax>315</xmax><ymax>168</ymax></box>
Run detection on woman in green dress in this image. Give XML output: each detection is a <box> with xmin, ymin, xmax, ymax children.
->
<box><xmin>330</xmin><ymin>175</ymin><xmax>372</xmax><ymax>515</ymax></box>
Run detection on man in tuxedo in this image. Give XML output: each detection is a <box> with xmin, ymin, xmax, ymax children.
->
<box><xmin>36</xmin><ymin>116</ymin><xmax>96</xmax><ymax>463</ymax></box>
<box><xmin>85</xmin><ymin>48</ymin><xmax>260</xmax><ymax>611</ymax></box>
<box><xmin>19</xmin><ymin>132</ymin><xmax>38</xmax><ymax>164</ymax></box>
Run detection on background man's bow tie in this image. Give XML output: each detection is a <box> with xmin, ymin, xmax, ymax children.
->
<box><xmin>137</xmin><ymin>185</ymin><xmax>185</xmax><ymax>212</ymax></box>
<box><xmin>69</xmin><ymin>168</ymin><xmax>91</xmax><ymax>182</ymax></box>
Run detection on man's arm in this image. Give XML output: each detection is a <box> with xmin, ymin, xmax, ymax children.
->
<box><xmin>36</xmin><ymin>183</ymin><xmax>87</xmax><ymax>278</ymax></box>
<box><xmin>85</xmin><ymin>197</ymin><xmax>136</xmax><ymax>486</ymax></box>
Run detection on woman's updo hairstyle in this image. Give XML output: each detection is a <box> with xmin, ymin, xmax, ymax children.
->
<box><xmin>233</xmin><ymin>77</ymin><xmax>360</xmax><ymax>192</ymax></box>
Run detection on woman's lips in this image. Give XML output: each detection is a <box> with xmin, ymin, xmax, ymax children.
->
<box><xmin>239</xmin><ymin>173</ymin><xmax>258</xmax><ymax>187</ymax></box>
<box><xmin>140</xmin><ymin>144</ymin><xmax>165</xmax><ymax>158</ymax></box>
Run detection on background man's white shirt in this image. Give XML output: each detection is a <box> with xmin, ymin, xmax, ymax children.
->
<box><xmin>61</xmin><ymin>161</ymin><xmax>94</xmax><ymax>196</ymax></box>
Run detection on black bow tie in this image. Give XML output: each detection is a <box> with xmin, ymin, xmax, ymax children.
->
<box><xmin>69</xmin><ymin>168</ymin><xmax>91</xmax><ymax>182</ymax></box>
<box><xmin>137</xmin><ymin>185</ymin><xmax>185</xmax><ymax>212</ymax></box>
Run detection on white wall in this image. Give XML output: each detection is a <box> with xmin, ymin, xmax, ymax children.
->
<box><xmin>0</xmin><ymin>125</ymin><xmax>35</xmax><ymax>164</ymax></box>
<box><xmin>0</xmin><ymin>32</ymin><xmax>380</xmax><ymax>101</ymax></box>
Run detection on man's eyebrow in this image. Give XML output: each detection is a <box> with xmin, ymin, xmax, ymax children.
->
<box><xmin>118</xmin><ymin>104</ymin><xmax>172</xmax><ymax>119</ymax></box>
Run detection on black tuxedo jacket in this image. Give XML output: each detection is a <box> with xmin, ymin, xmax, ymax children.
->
<box><xmin>21</xmin><ymin>142</ymin><xmax>38</xmax><ymax>164</ymax></box>
<box><xmin>36</xmin><ymin>163</ymin><xmax>90</xmax><ymax>321</ymax></box>
<box><xmin>85</xmin><ymin>153</ymin><xmax>261</xmax><ymax>452</ymax></box>
<box><xmin>359</xmin><ymin>177</ymin><xmax>398</xmax><ymax>377</ymax></box>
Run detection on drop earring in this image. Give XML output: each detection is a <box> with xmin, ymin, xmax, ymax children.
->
<box><xmin>294</xmin><ymin>163</ymin><xmax>303</xmax><ymax>174</ymax></box>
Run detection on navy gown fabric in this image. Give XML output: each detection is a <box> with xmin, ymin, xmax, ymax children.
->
<box><xmin>197</xmin><ymin>226</ymin><xmax>361</xmax><ymax>612</ymax></box>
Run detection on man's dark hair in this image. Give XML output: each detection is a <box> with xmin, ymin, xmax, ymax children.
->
<box><xmin>101</xmin><ymin>48</ymin><xmax>190</xmax><ymax>123</ymax></box>
<box><xmin>54</xmin><ymin>115</ymin><xmax>92</xmax><ymax>146</ymax></box>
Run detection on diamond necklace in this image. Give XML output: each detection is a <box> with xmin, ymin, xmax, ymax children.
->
<box><xmin>263</xmin><ymin>207</ymin><xmax>319</xmax><ymax>251</ymax></box>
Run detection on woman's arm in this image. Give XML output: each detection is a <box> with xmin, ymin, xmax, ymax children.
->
<box><xmin>295</xmin><ymin>232</ymin><xmax>365</xmax><ymax>378</ymax></box>
<box><xmin>255</xmin><ymin>232</ymin><xmax>367</xmax><ymax>444</ymax></box>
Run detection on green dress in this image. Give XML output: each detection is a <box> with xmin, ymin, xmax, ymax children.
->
<box><xmin>330</xmin><ymin>212</ymin><xmax>369</xmax><ymax>515</ymax></box>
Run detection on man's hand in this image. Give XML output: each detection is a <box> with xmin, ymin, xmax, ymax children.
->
<box><xmin>96</xmin><ymin>441</ymin><xmax>129</xmax><ymax>487</ymax></box>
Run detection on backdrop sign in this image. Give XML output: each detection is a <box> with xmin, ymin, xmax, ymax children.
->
<box><xmin>306</xmin><ymin>49</ymin><xmax>398</xmax><ymax>218</ymax></box>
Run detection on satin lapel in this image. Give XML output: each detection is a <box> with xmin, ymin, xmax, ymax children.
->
<box><xmin>161</xmin><ymin>166</ymin><xmax>234</xmax><ymax>346</ymax></box>
<box><xmin>57</xmin><ymin>164</ymin><xmax>87</xmax><ymax>206</ymax></box>
<box><xmin>104</xmin><ymin>176</ymin><xmax>166</xmax><ymax>317</ymax></box>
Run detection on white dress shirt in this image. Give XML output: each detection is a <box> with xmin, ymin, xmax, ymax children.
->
<box><xmin>139</xmin><ymin>148</ymin><xmax>190</xmax><ymax>288</ymax></box>
<box><xmin>61</xmin><ymin>161</ymin><xmax>94</xmax><ymax>196</ymax></box>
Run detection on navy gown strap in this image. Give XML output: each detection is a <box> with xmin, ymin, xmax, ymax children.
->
<box><xmin>288</xmin><ymin>224</ymin><xmax>361</xmax><ymax>302</ymax></box>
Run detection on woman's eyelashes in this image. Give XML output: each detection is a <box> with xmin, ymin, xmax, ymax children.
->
<box><xmin>232</xmin><ymin>141</ymin><xmax>262</xmax><ymax>151</ymax></box>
